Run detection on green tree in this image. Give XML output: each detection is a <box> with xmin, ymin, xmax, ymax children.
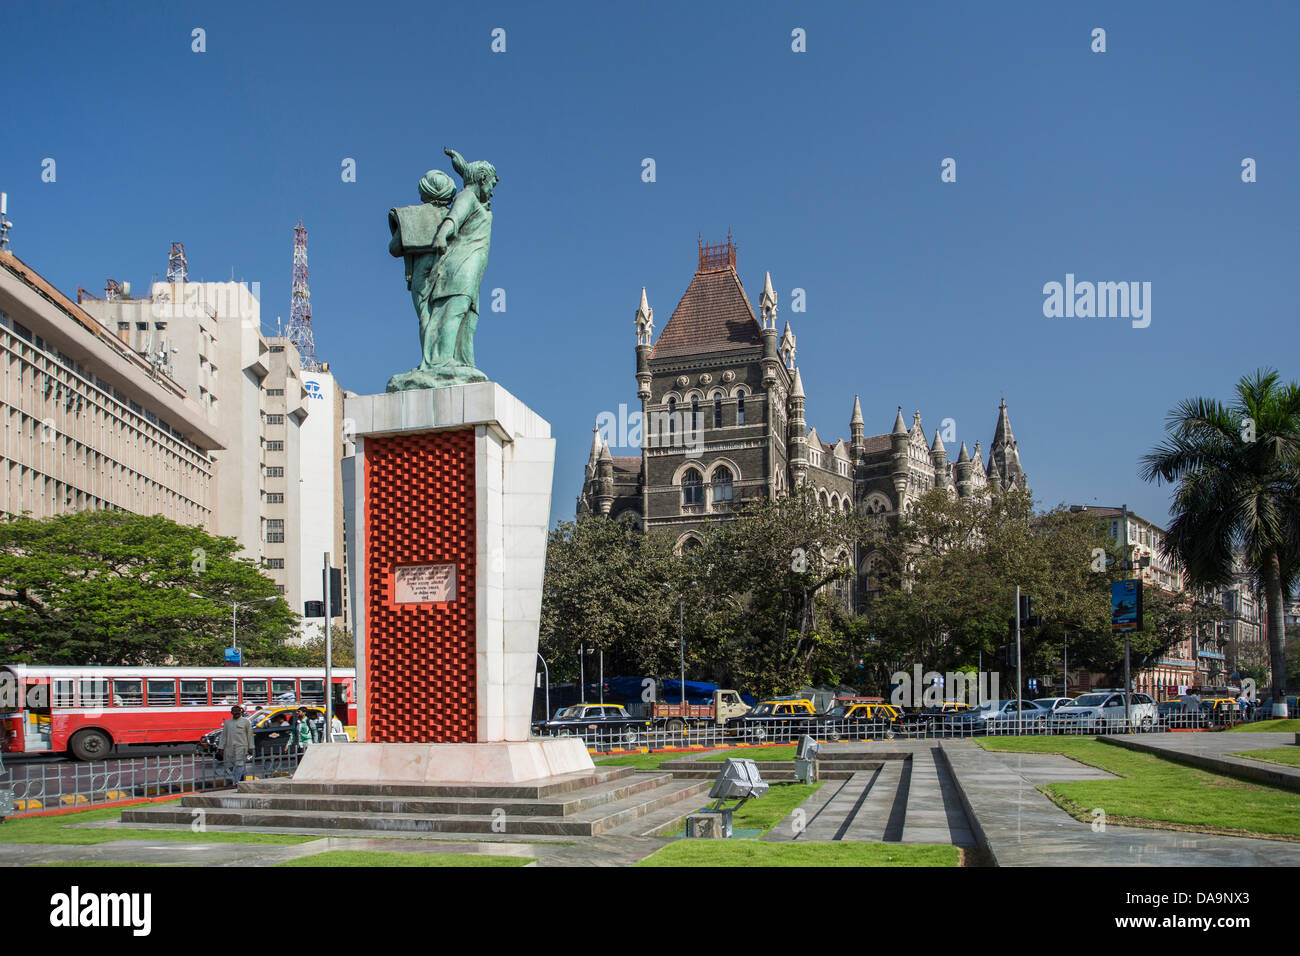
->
<box><xmin>539</xmin><ymin>518</ymin><xmax>679</xmax><ymax>681</ymax></box>
<box><xmin>1141</xmin><ymin>369</ymin><xmax>1300</xmax><ymax>715</ymax></box>
<box><xmin>691</xmin><ymin>488</ymin><xmax>868</xmax><ymax>696</ymax></box>
<box><xmin>0</xmin><ymin>510</ymin><xmax>299</xmax><ymax>665</ymax></box>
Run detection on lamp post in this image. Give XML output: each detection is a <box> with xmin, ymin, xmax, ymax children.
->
<box><xmin>537</xmin><ymin>653</ymin><xmax>550</xmax><ymax>721</ymax></box>
<box><xmin>191</xmin><ymin>593</ymin><xmax>277</xmax><ymax>663</ymax></box>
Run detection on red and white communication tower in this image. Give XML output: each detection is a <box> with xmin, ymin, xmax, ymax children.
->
<box><xmin>287</xmin><ymin>218</ymin><xmax>322</xmax><ymax>372</ymax></box>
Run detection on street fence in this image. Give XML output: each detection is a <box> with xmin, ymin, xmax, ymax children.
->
<box><xmin>0</xmin><ymin>749</ymin><xmax>303</xmax><ymax>817</ymax></box>
<box><xmin>534</xmin><ymin>710</ymin><xmax>1251</xmax><ymax>753</ymax></box>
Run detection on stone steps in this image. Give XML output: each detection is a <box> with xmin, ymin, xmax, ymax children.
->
<box><xmin>660</xmin><ymin>757</ymin><xmax>882</xmax><ymax>780</ymax></box>
<box><xmin>179</xmin><ymin>771</ymin><xmax>672</xmax><ymax>818</ymax></box>
<box><xmin>234</xmin><ymin>765</ymin><xmax>636</xmax><ymax>800</ymax></box>
<box><xmin>121</xmin><ymin>772</ymin><xmax>710</xmax><ymax>839</ymax></box>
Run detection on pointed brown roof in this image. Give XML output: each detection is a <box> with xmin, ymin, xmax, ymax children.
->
<box><xmin>648</xmin><ymin>266</ymin><xmax>763</xmax><ymax>360</ymax></box>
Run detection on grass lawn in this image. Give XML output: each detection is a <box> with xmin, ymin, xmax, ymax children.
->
<box><xmin>0</xmin><ymin>803</ymin><xmax>314</xmax><ymax>846</ymax></box>
<box><xmin>1227</xmin><ymin>719</ymin><xmax>1300</xmax><ymax>733</ymax></box>
<box><xmin>637</xmin><ymin>841</ymin><xmax>958</xmax><ymax>867</ymax></box>
<box><xmin>978</xmin><ymin>736</ymin><xmax>1300</xmax><ymax>840</ymax></box>
<box><xmin>1230</xmin><ymin>747</ymin><xmax>1300</xmax><ymax>768</ymax></box>
<box><xmin>597</xmin><ymin>744</ymin><xmax>794</xmax><ymax>771</ymax></box>
<box><xmin>276</xmin><ymin>850</ymin><xmax>531</xmax><ymax>867</ymax></box>
<box><xmin>700</xmin><ymin>745</ymin><xmax>797</xmax><ymax>762</ymax></box>
<box><xmin>664</xmin><ymin>781</ymin><xmax>822</xmax><ymax>839</ymax></box>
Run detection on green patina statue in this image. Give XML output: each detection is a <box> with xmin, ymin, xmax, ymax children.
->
<box><xmin>387</xmin><ymin>147</ymin><xmax>498</xmax><ymax>391</ymax></box>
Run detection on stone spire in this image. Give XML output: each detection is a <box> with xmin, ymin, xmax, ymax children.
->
<box><xmin>850</xmin><ymin>395</ymin><xmax>865</xmax><ymax>462</ymax></box>
<box><xmin>930</xmin><ymin>428</ymin><xmax>949</xmax><ymax>492</ymax></box>
<box><xmin>760</xmin><ymin>271</ymin><xmax>778</xmax><ymax>330</ymax></box>
<box><xmin>990</xmin><ymin>397</ymin><xmax>1025</xmax><ymax>491</ymax></box>
<box><xmin>585</xmin><ymin>424</ymin><xmax>602</xmax><ymax>478</ymax></box>
<box><xmin>891</xmin><ymin>406</ymin><xmax>908</xmax><ymax>436</ymax></box>
<box><xmin>635</xmin><ymin>288</ymin><xmax>653</xmax><ymax>402</ymax></box>
<box><xmin>595</xmin><ymin>431</ymin><xmax>614</xmax><ymax>515</ymax></box>
<box><xmin>955</xmin><ymin>441</ymin><xmax>973</xmax><ymax>499</ymax></box>
<box><xmin>779</xmin><ymin>320</ymin><xmax>796</xmax><ymax>369</ymax></box>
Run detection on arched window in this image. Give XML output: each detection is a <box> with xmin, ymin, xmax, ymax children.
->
<box><xmin>682</xmin><ymin>468</ymin><xmax>703</xmax><ymax>506</ymax></box>
<box><xmin>713</xmin><ymin>396</ymin><xmax>723</xmax><ymax>429</ymax></box>
<box><xmin>711</xmin><ymin>466</ymin><xmax>733</xmax><ymax>505</ymax></box>
<box><xmin>667</xmin><ymin>397</ymin><xmax>677</xmax><ymax>439</ymax></box>
<box><xmin>736</xmin><ymin>393</ymin><xmax>746</xmax><ymax>425</ymax></box>
<box><xmin>690</xmin><ymin>397</ymin><xmax>700</xmax><ymax>432</ymax></box>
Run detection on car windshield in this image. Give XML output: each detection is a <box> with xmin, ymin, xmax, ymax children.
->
<box><xmin>1032</xmin><ymin>699</ymin><xmax>1058</xmax><ymax>708</ymax></box>
<box><xmin>750</xmin><ymin>704</ymin><xmax>774</xmax><ymax>716</ymax></box>
<box><xmin>825</xmin><ymin>704</ymin><xmax>849</xmax><ymax>717</ymax></box>
<box><xmin>1071</xmin><ymin>694</ymin><xmax>1110</xmax><ymax>707</ymax></box>
<box><xmin>556</xmin><ymin>706</ymin><xmax>585</xmax><ymax>719</ymax></box>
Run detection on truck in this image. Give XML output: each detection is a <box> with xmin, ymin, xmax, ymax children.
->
<box><xmin>610</xmin><ymin>677</ymin><xmax>753</xmax><ymax>731</ymax></box>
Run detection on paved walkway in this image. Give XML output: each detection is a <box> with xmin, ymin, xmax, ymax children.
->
<box><xmin>943</xmin><ymin>740</ymin><xmax>1300</xmax><ymax>866</ymax></box>
<box><xmin>763</xmin><ymin>746</ymin><xmax>975</xmax><ymax>846</ymax></box>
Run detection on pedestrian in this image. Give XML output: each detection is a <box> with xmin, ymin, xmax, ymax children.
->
<box><xmin>219</xmin><ymin>705</ymin><xmax>254</xmax><ymax>784</ymax></box>
<box><xmin>330</xmin><ymin>713</ymin><xmax>345</xmax><ymax>741</ymax></box>
<box><xmin>292</xmin><ymin>706</ymin><xmax>314</xmax><ymax>755</ymax></box>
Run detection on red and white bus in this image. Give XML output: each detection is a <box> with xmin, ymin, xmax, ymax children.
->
<box><xmin>0</xmin><ymin>665</ymin><xmax>357</xmax><ymax>760</ymax></box>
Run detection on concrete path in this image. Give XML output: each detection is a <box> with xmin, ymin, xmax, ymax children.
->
<box><xmin>942</xmin><ymin>741</ymin><xmax>1300</xmax><ymax>866</ymax></box>
<box><xmin>0</xmin><ymin>835</ymin><xmax>557</xmax><ymax>867</ymax></box>
<box><xmin>763</xmin><ymin>746</ymin><xmax>975</xmax><ymax>846</ymax></box>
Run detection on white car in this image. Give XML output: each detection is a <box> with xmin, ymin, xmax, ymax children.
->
<box><xmin>1032</xmin><ymin>697</ymin><xmax>1076</xmax><ymax>712</ymax></box>
<box><xmin>977</xmin><ymin>698</ymin><xmax>1051</xmax><ymax>729</ymax></box>
<box><xmin>1046</xmin><ymin>691</ymin><xmax>1157</xmax><ymax>733</ymax></box>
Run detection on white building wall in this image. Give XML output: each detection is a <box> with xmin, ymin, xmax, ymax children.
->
<box><xmin>298</xmin><ymin>370</ymin><xmax>339</xmax><ymax>641</ymax></box>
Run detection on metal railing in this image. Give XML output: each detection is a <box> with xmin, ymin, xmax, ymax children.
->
<box><xmin>531</xmin><ymin>711</ymin><xmax>1255</xmax><ymax>752</ymax></box>
<box><xmin>0</xmin><ymin>750</ymin><xmax>304</xmax><ymax>817</ymax></box>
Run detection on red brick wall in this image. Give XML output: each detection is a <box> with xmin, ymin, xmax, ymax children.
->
<box><xmin>363</xmin><ymin>429</ymin><xmax>477</xmax><ymax>742</ymax></box>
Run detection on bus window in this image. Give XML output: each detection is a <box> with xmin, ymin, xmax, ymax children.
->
<box><xmin>271</xmin><ymin>679</ymin><xmax>296</xmax><ymax>702</ymax></box>
<box><xmin>147</xmin><ymin>679</ymin><xmax>177</xmax><ymax>705</ymax></box>
<box><xmin>53</xmin><ymin>680</ymin><xmax>75</xmax><ymax>708</ymax></box>
<box><xmin>241</xmin><ymin>679</ymin><xmax>269</xmax><ymax>705</ymax></box>
<box><xmin>112</xmin><ymin>679</ymin><xmax>143</xmax><ymax>706</ymax></box>
<box><xmin>180</xmin><ymin>680</ymin><xmax>209</xmax><ymax>706</ymax></box>
<box><xmin>300</xmin><ymin>679</ymin><xmax>324</xmax><ymax>705</ymax></box>
<box><xmin>211</xmin><ymin>679</ymin><xmax>237</xmax><ymax>704</ymax></box>
<box><xmin>80</xmin><ymin>679</ymin><xmax>108</xmax><ymax>710</ymax></box>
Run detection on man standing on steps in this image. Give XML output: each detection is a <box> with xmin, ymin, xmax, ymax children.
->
<box><xmin>219</xmin><ymin>705</ymin><xmax>254</xmax><ymax>785</ymax></box>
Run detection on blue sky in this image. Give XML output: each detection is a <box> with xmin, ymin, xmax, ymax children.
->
<box><xmin>3</xmin><ymin>0</ymin><xmax>1296</xmax><ymax>528</ymax></box>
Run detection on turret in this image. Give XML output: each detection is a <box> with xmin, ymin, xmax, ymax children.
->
<box><xmin>760</xmin><ymin>271</ymin><xmax>780</xmax><ymax>387</ymax></box>
<box><xmin>788</xmin><ymin>367</ymin><xmax>808</xmax><ymax>487</ymax></box>
<box><xmin>849</xmin><ymin>395</ymin><xmax>865</xmax><ymax>462</ymax></box>
<box><xmin>930</xmin><ymin>428</ymin><xmax>948</xmax><ymax>489</ymax></box>
<box><xmin>890</xmin><ymin>407</ymin><xmax>910</xmax><ymax>503</ymax></box>
<box><xmin>634</xmin><ymin>287</ymin><xmax>653</xmax><ymax>401</ymax></box>
<box><xmin>955</xmin><ymin>441</ymin><xmax>973</xmax><ymax>498</ymax></box>
<box><xmin>596</xmin><ymin>434</ymin><xmax>614</xmax><ymax>515</ymax></box>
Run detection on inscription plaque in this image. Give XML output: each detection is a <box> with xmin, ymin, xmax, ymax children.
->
<box><xmin>394</xmin><ymin>563</ymin><xmax>457</xmax><ymax>604</ymax></box>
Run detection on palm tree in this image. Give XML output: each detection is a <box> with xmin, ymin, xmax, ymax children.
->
<box><xmin>1140</xmin><ymin>369</ymin><xmax>1300</xmax><ymax>717</ymax></box>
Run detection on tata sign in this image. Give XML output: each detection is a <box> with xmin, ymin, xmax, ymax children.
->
<box><xmin>304</xmin><ymin>380</ymin><xmax>325</xmax><ymax>399</ymax></box>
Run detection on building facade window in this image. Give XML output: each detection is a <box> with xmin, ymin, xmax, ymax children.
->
<box><xmin>266</xmin><ymin>440</ymin><xmax>284</xmax><ymax>451</ymax></box>
<box><xmin>682</xmin><ymin>468</ymin><xmax>703</xmax><ymax>506</ymax></box>
<box><xmin>667</xmin><ymin>398</ymin><xmax>676</xmax><ymax>438</ymax></box>
<box><xmin>713</xmin><ymin>396</ymin><xmax>723</xmax><ymax>429</ymax></box>
<box><xmin>263</xmin><ymin>558</ymin><xmax>285</xmax><ymax>569</ymax></box>
<box><xmin>737</xmin><ymin>394</ymin><xmax>745</xmax><ymax>425</ymax></box>
<box><xmin>266</xmin><ymin>466</ymin><xmax>284</xmax><ymax>478</ymax></box>
<box><xmin>711</xmin><ymin>466</ymin><xmax>733</xmax><ymax>504</ymax></box>
<box><xmin>266</xmin><ymin>414</ymin><xmax>284</xmax><ymax>425</ymax></box>
<box><xmin>266</xmin><ymin>492</ymin><xmax>284</xmax><ymax>504</ymax></box>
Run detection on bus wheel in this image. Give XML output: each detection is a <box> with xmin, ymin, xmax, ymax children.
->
<box><xmin>69</xmin><ymin>729</ymin><xmax>112</xmax><ymax>761</ymax></box>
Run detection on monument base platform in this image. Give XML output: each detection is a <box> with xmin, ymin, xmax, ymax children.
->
<box><xmin>292</xmin><ymin>738</ymin><xmax>595</xmax><ymax>786</ymax></box>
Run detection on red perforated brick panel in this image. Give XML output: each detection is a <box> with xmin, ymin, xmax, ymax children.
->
<box><xmin>364</xmin><ymin>429</ymin><xmax>477</xmax><ymax>743</ymax></box>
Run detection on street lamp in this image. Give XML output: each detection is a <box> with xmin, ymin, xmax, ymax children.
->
<box><xmin>190</xmin><ymin>593</ymin><xmax>278</xmax><ymax>662</ymax></box>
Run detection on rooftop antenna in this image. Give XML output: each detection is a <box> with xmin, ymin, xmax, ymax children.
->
<box><xmin>167</xmin><ymin>242</ymin><xmax>188</xmax><ymax>283</ymax></box>
<box><xmin>0</xmin><ymin>193</ymin><xmax>12</xmax><ymax>251</ymax></box>
<box><xmin>286</xmin><ymin>218</ymin><xmax>322</xmax><ymax>371</ymax></box>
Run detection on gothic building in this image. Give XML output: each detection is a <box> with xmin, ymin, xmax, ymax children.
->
<box><xmin>577</xmin><ymin>237</ymin><xmax>1028</xmax><ymax>574</ymax></box>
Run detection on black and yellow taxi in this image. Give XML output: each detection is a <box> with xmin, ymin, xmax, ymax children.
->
<box><xmin>816</xmin><ymin>698</ymin><xmax>903</xmax><ymax>740</ymax></box>
<box><xmin>724</xmin><ymin>696</ymin><xmax>820</xmax><ymax>740</ymax></box>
